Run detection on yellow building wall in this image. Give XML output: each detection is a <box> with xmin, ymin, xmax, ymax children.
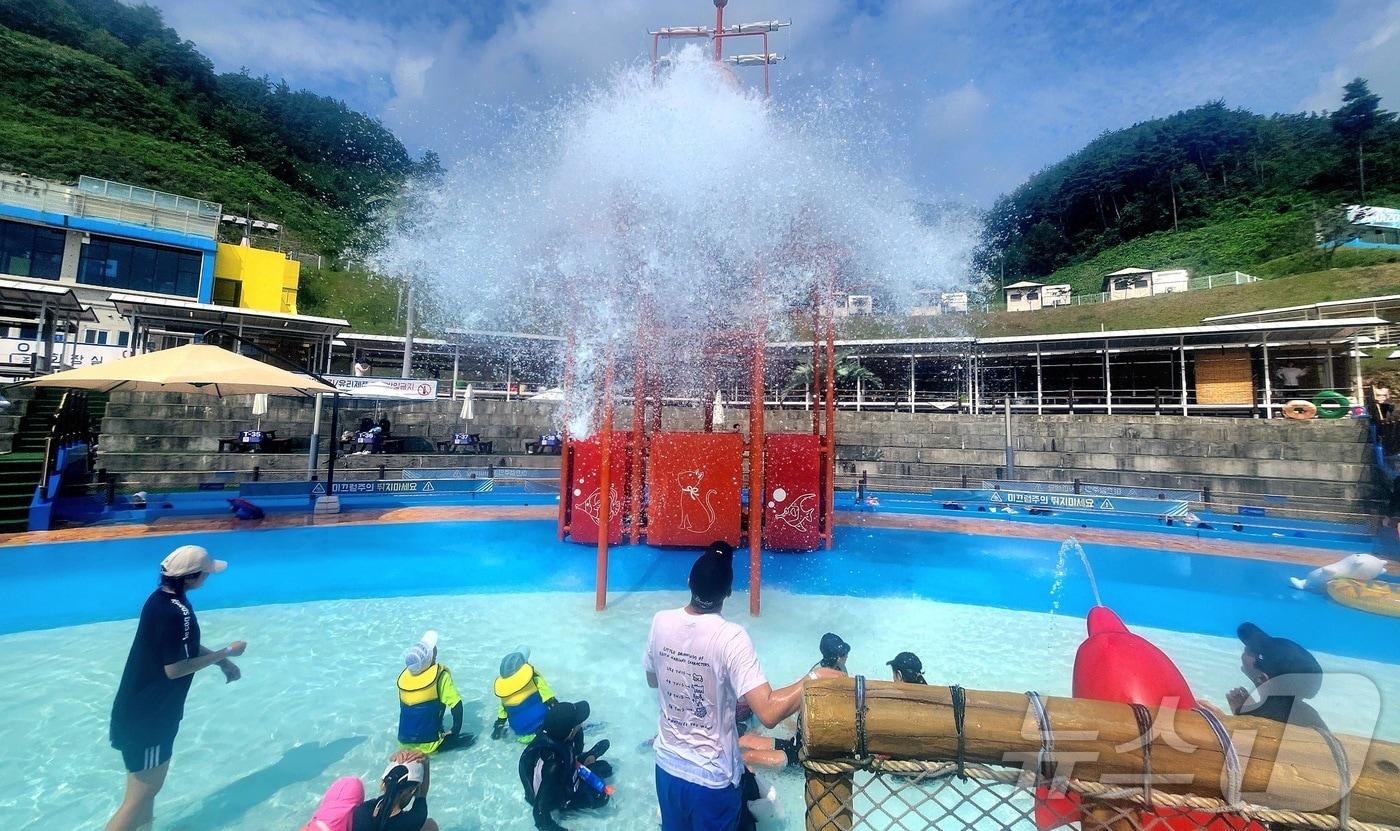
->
<box><xmin>213</xmin><ymin>243</ymin><xmax>300</xmax><ymax>314</ymax></box>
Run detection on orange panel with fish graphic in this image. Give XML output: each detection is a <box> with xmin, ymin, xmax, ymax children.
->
<box><xmin>645</xmin><ymin>432</ymin><xmax>744</xmax><ymax>548</ymax></box>
<box><xmin>566</xmin><ymin>432</ymin><xmax>630</xmax><ymax>545</ymax></box>
<box><xmin>762</xmin><ymin>433</ymin><xmax>823</xmax><ymax>550</ymax></box>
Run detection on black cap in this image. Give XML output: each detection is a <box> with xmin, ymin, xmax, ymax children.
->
<box><xmin>689</xmin><ymin>541</ymin><xmax>735</xmax><ymax>609</ymax></box>
<box><xmin>1238</xmin><ymin>623</ymin><xmax>1323</xmax><ymax>698</ymax></box>
<box><xmin>542</xmin><ymin>700</ymin><xmax>590</xmax><ymax>741</ymax></box>
<box><xmin>888</xmin><ymin>651</ymin><xmax>923</xmax><ymax>677</ymax></box>
<box><xmin>820</xmin><ymin>633</ymin><xmax>850</xmax><ymax>661</ymax></box>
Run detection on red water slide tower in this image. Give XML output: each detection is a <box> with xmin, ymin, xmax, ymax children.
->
<box><xmin>558</xmin><ymin>2</ymin><xmax>835</xmax><ymax>616</ymax></box>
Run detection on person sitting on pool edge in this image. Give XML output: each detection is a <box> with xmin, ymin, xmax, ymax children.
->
<box><xmin>519</xmin><ymin>700</ymin><xmax>613</xmax><ymax>831</ymax></box>
<box><xmin>740</xmin><ymin>632</ymin><xmax>851</xmax><ymax>768</ymax></box>
<box><xmin>889</xmin><ymin>651</ymin><xmax>927</xmax><ymax>684</ymax></box>
<box><xmin>351</xmin><ymin>751</ymin><xmax>438</xmax><ymax>831</ymax></box>
<box><xmin>397</xmin><ymin>630</ymin><xmax>473</xmax><ymax>754</ymax></box>
<box><xmin>494</xmin><ymin>647</ymin><xmax>558</xmax><ymax>742</ymax></box>
<box><xmin>1225</xmin><ymin>622</ymin><xmax>1326</xmax><ymax>730</ymax></box>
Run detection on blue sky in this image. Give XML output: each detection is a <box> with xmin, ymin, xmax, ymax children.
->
<box><xmin>147</xmin><ymin>0</ymin><xmax>1400</xmax><ymax>206</ymax></box>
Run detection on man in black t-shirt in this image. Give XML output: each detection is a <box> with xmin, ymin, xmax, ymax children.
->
<box><xmin>1226</xmin><ymin>622</ymin><xmax>1327</xmax><ymax>731</ymax></box>
<box><xmin>107</xmin><ymin>545</ymin><xmax>246</xmax><ymax>831</ymax></box>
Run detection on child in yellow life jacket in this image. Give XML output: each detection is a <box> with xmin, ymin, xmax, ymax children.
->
<box><xmin>492</xmin><ymin>648</ymin><xmax>557</xmax><ymax>743</ymax></box>
<box><xmin>397</xmin><ymin>630</ymin><xmax>474</xmax><ymax>754</ymax></box>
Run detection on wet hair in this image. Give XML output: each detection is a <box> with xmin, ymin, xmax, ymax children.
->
<box><xmin>374</xmin><ymin>765</ymin><xmax>418</xmax><ymax>830</ymax></box>
<box><xmin>159</xmin><ymin>570</ymin><xmax>201</xmax><ymax>595</ymax></box>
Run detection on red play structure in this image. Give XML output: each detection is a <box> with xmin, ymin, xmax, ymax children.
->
<box><xmin>558</xmin><ymin>1</ymin><xmax>824</xmax><ymax>616</ymax></box>
<box><xmin>558</xmin><ymin>310</ymin><xmax>838</xmax><ymax>615</ymax></box>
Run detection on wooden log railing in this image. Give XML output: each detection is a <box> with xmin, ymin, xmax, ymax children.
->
<box><xmin>801</xmin><ymin>679</ymin><xmax>1400</xmax><ymax>831</ymax></box>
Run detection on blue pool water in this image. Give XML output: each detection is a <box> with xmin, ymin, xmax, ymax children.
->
<box><xmin>0</xmin><ymin>519</ymin><xmax>1396</xmax><ymax>830</ymax></box>
<box><xmin>2</xmin><ymin>520</ymin><xmax>1394</xmax><ymax>663</ymax></box>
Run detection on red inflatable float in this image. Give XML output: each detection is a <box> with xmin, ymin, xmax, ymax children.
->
<box><xmin>1035</xmin><ymin>606</ymin><xmax>1260</xmax><ymax>831</ymax></box>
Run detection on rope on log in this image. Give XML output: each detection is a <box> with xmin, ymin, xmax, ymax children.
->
<box><xmin>800</xmin><ymin>758</ymin><xmax>1400</xmax><ymax>831</ymax></box>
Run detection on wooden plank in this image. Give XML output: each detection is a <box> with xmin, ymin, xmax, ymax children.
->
<box><xmin>802</xmin><ymin>679</ymin><xmax>1400</xmax><ymax>825</ymax></box>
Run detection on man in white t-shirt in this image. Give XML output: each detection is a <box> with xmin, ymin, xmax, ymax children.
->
<box><xmin>643</xmin><ymin>541</ymin><xmax>805</xmax><ymax>830</ymax></box>
<box><xmin>1275</xmin><ymin>363</ymin><xmax>1307</xmax><ymax>388</ymax></box>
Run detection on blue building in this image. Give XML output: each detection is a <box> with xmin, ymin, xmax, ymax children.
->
<box><xmin>1340</xmin><ymin>205</ymin><xmax>1400</xmax><ymax>249</ymax></box>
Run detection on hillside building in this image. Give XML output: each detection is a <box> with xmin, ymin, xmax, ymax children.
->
<box><xmin>1003</xmin><ymin>280</ymin><xmax>1071</xmax><ymax>312</ymax></box>
<box><xmin>1103</xmin><ymin>267</ymin><xmax>1189</xmax><ymax>300</ymax></box>
<box><xmin>0</xmin><ymin>170</ymin><xmax>343</xmax><ymax>374</ymax></box>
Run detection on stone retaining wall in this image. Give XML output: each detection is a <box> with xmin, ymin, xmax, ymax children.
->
<box><xmin>91</xmin><ymin>392</ymin><xmax>1382</xmax><ymax>516</ymax></box>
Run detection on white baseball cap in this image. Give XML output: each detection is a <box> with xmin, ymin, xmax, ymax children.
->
<box><xmin>403</xmin><ymin>630</ymin><xmax>439</xmax><ymax>674</ymax></box>
<box><xmin>160</xmin><ymin>545</ymin><xmax>227</xmax><ymax>578</ymax></box>
<box><xmin>382</xmin><ymin>759</ymin><xmax>425</xmax><ymax>785</ymax></box>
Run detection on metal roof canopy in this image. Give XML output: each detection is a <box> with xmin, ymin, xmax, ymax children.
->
<box><xmin>0</xmin><ymin>278</ymin><xmax>97</xmax><ymax>321</ymax></box>
<box><xmin>1203</xmin><ymin>294</ymin><xmax>1400</xmax><ymax>323</ymax></box>
<box><xmin>769</xmin><ymin>318</ymin><xmax>1386</xmax><ymax>359</ymax></box>
<box><xmin>110</xmin><ymin>294</ymin><xmax>347</xmax><ymax>339</ymax></box>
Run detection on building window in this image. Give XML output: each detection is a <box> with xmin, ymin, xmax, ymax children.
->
<box><xmin>117</xmin><ymin>331</ymin><xmax>129</xmax><ymax>347</ymax></box>
<box><xmin>0</xmin><ymin>219</ymin><xmax>65</xmax><ymax>280</ymax></box>
<box><xmin>76</xmin><ymin>234</ymin><xmax>201</xmax><ymax>297</ymax></box>
<box><xmin>212</xmin><ymin>278</ymin><xmax>242</xmax><ymax>307</ymax></box>
<box><xmin>83</xmin><ymin>329</ymin><xmax>109</xmax><ymax>345</ymax></box>
<box><xmin>17</xmin><ymin>324</ymin><xmax>37</xmax><ymax>340</ymax></box>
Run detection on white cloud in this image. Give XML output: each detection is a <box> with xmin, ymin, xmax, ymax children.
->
<box><xmin>1301</xmin><ymin>0</ymin><xmax>1400</xmax><ymax>111</ymax></box>
<box><xmin>148</xmin><ymin>0</ymin><xmax>406</xmax><ymax>81</ymax></box>
<box><xmin>921</xmin><ymin>81</ymin><xmax>990</xmax><ymax>141</ymax></box>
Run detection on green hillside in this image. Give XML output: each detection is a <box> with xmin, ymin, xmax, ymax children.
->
<box><xmin>0</xmin><ymin>0</ymin><xmax>434</xmax><ymax>329</ymax></box>
<box><xmin>979</xmin><ymin>89</ymin><xmax>1400</xmax><ymax>292</ymax></box>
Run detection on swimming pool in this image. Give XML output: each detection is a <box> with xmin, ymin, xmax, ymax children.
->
<box><xmin>0</xmin><ymin>520</ymin><xmax>1395</xmax><ymax>829</ymax></box>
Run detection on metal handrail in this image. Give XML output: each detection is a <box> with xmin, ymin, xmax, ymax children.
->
<box><xmin>37</xmin><ymin>390</ymin><xmax>95</xmax><ymax>500</ymax></box>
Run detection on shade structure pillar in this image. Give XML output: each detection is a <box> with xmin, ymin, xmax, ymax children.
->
<box><xmin>1103</xmin><ymin>341</ymin><xmax>1112</xmax><ymax>414</ymax></box>
<box><xmin>34</xmin><ymin>299</ymin><xmax>48</xmax><ymax>373</ymax></box>
<box><xmin>1353</xmin><ymin>336</ymin><xmax>1365</xmax><ymax>408</ymax></box>
<box><xmin>1179</xmin><ymin>336</ymin><xmax>1189</xmax><ymax>415</ymax></box>
<box><xmin>1261</xmin><ymin>337</ymin><xmax>1274</xmax><ymax>419</ymax></box>
<box><xmin>307</xmin><ymin>393</ymin><xmax>323</xmax><ymax>476</ymax></box>
<box><xmin>908</xmin><ymin>351</ymin><xmax>916</xmax><ymax>413</ymax></box>
<box><xmin>855</xmin><ymin>355</ymin><xmax>863</xmax><ymax>412</ymax></box>
<box><xmin>595</xmin><ymin>350</ymin><xmax>616</xmax><ymax>612</ymax></box>
<box><xmin>451</xmin><ymin>347</ymin><xmax>460</xmax><ymax>400</ymax></box>
<box><xmin>1325</xmin><ymin>343</ymin><xmax>1336</xmax><ymax>388</ymax></box>
<box><xmin>1035</xmin><ymin>345</ymin><xmax>1044</xmax><ymax>415</ymax></box>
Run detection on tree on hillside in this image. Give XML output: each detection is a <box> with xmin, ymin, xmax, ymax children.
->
<box><xmin>1330</xmin><ymin>78</ymin><xmax>1393</xmax><ymax>201</ymax></box>
<box><xmin>1313</xmin><ymin>203</ymin><xmax>1356</xmax><ymax>267</ymax></box>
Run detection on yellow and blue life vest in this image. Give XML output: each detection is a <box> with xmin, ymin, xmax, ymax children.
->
<box><xmin>398</xmin><ymin>664</ymin><xmax>447</xmax><ymax>745</ymax></box>
<box><xmin>494</xmin><ymin>663</ymin><xmax>549</xmax><ymax>738</ymax></box>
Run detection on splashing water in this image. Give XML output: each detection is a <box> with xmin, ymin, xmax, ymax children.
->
<box><xmin>372</xmin><ymin>47</ymin><xmax>977</xmax><ymax>436</ymax></box>
<box><xmin>1049</xmin><ymin>537</ymin><xmax>1103</xmax><ymax>617</ymax></box>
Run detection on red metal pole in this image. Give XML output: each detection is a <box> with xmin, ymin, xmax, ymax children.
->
<box><xmin>748</xmin><ymin>272</ymin><xmax>766</xmax><ymax>616</ymax></box>
<box><xmin>650</xmin><ymin>375</ymin><xmax>664</xmax><ymax>434</ymax></box>
<box><xmin>824</xmin><ymin>272</ymin><xmax>836</xmax><ymax>550</ymax></box>
<box><xmin>596</xmin><ymin>350</ymin><xmax>616</xmax><ymax>612</ymax></box>
<box><xmin>558</xmin><ymin>330</ymin><xmax>575</xmax><ymax>540</ymax></box>
<box><xmin>714</xmin><ymin>1</ymin><xmax>725</xmax><ymax>62</ymax></box>
<box><xmin>629</xmin><ymin>319</ymin><xmax>647</xmax><ymax>545</ymax></box>
<box><xmin>811</xmin><ymin>289</ymin><xmax>821</xmax><ymax>435</ymax></box>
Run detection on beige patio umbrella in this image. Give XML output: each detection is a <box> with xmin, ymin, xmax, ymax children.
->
<box><xmin>18</xmin><ymin>343</ymin><xmax>336</xmax><ymax>397</ymax></box>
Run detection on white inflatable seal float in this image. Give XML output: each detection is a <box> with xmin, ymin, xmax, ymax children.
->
<box><xmin>748</xmin><ymin>769</ymin><xmax>785</xmax><ymax>826</ymax></box>
<box><xmin>1290</xmin><ymin>553</ymin><xmax>1387</xmax><ymax>592</ymax></box>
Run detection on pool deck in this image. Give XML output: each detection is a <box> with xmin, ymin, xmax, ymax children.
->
<box><xmin>0</xmin><ymin>504</ymin><xmax>1386</xmax><ymax>571</ymax></box>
